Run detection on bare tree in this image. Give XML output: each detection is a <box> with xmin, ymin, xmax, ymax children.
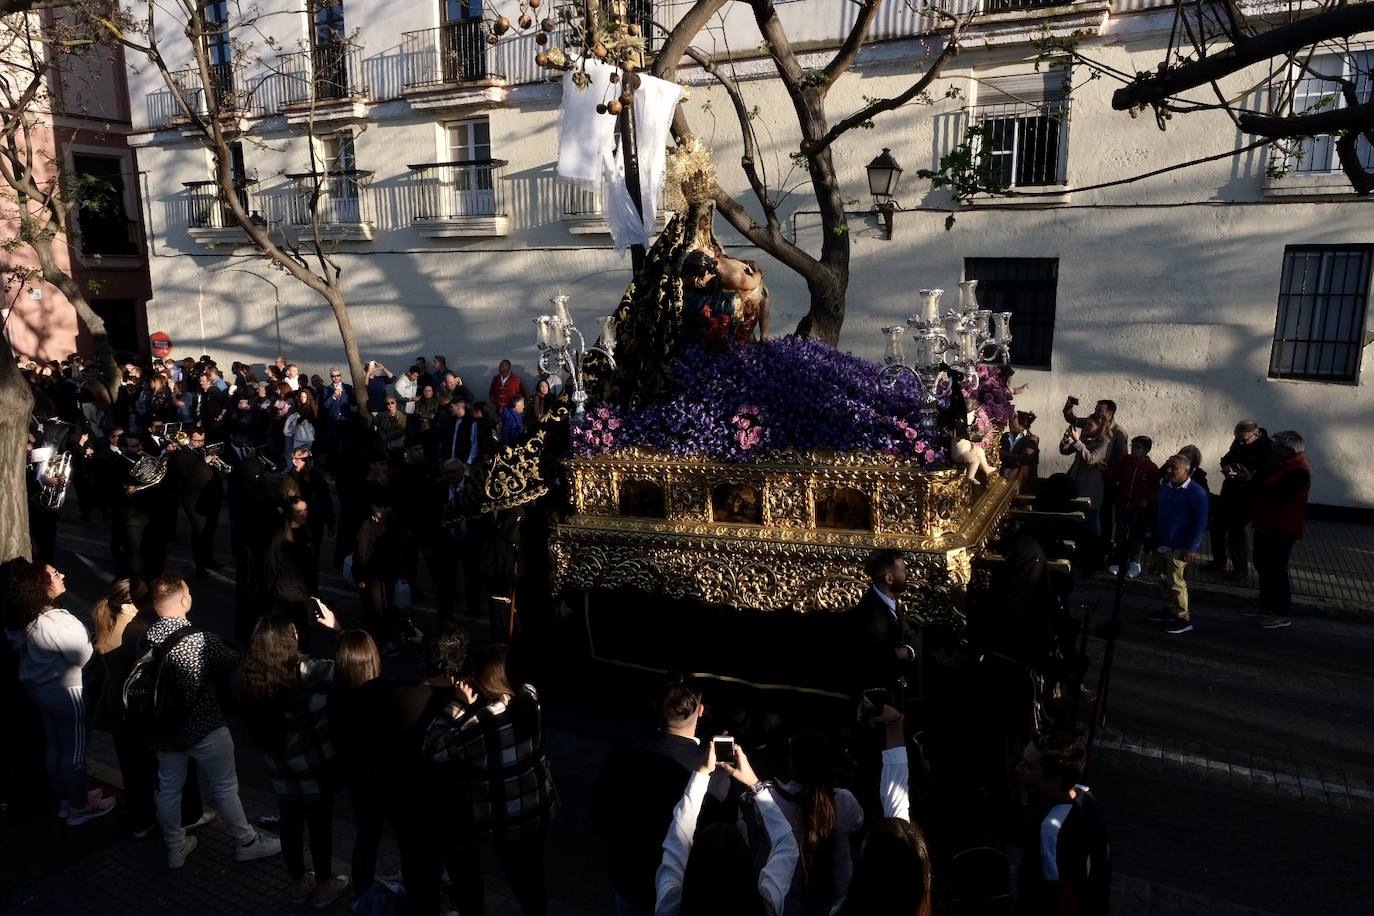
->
<box><xmin>650</xmin><ymin>0</ymin><xmax>975</xmax><ymax>344</ymax></box>
<box><xmin>100</xmin><ymin>0</ymin><xmax>375</xmax><ymax>413</ymax></box>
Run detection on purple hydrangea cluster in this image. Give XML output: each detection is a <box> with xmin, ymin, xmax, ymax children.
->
<box><xmin>569</xmin><ymin>337</ymin><xmax>1011</xmax><ymax>466</ymax></box>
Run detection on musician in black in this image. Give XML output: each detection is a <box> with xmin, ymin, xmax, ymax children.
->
<box><xmin>223</xmin><ymin>423</ymin><xmax>278</xmax><ymax>643</ymax></box>
<box><xmin>197</xmin><ymin>372</ymin><xmax>231</xmax><ymax>442</ymax></box>
<box><xmin>26</xmin><ymin>429</ymin><xmax>60</xmax><ymax>564</ymax></box>
<box><xmin>105</xmin><ymin>432</ymin><xmax>171</xmax><ymax>584</ymax></box>
<box><xmin>169</xmin><ymin>427</ymin><xmax>226</xmax><ymax>578</ymax></box>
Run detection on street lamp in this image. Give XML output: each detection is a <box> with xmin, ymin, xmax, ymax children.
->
<box><xmin>866</xmin><ymin>148</ymin><xmax>903</xmax><ymax>240</ymax></box>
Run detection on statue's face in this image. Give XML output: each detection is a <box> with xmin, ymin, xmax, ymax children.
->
<box><xmin>715</xmin><ymin>255</ymin><xmax>763</xmax><ymax>293</ymax></box>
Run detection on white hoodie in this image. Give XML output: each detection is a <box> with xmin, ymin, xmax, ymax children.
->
<box><xmin>5</xmin><ymin>607</ymin><xmax>93</xmax><ymax>690</ymax></box>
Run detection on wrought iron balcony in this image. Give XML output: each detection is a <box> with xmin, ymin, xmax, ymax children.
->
<box><xmin>408</xmin><ymin>159</ymin><xmax>507</xmax><ymax>220</ymax></box>
<box><xmin>182</xmin><ymin>180</ymin><xmax>264</xmax><ymax>230</ymax></box>
<box><xmin>402</xmin><ymin>21</ymin><xmax>505</xmax><ymax>89</ymax></box>
<box><xmin>283</xmin><ymin>169</ymin><xmax>374</xmax><ymax>226</ymax></box>
<box><xmin>984</xmin><ymin>0</ymin><xmax>1067</xmax><ymax>10</ymax></box>
<box><xmin>277</xmin><ymin>40</ymin><xmax>368</xmax><ymax>109</ymax></box>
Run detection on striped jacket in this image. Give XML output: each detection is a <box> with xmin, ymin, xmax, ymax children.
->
<box><xmin>423</xmin><ymin>683</ymin><xmax>558</xmax><ymax>841</ymax></box>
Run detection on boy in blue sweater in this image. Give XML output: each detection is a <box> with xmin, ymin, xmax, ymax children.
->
<box><xmin>1148</xmin><ymin>455</ymin><xmax>1211</xmax><ymax>635</ymax></box>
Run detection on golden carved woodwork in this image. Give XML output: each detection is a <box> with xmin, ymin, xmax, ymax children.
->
<box><xmin>551</xmin><ymin>449</ymin><xmax>1018</xmax><ymax>624</ymax></box>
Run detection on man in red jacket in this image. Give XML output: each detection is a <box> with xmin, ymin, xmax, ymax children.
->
<box><xmin>487</xmin><ymin>359</ymin><xmax>525</xmax><ymax>413</ymax></box>
<box><xmin>1238</xmin><ymin>430</ymin><xmax>1310</xmax><ymax>630</ymax></box>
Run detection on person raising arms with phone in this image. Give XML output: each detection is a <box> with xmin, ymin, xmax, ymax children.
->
<box><xmin>655</xmin><ymin>740</ymin><xmax>799</xmax><ymax>916</ymax></box>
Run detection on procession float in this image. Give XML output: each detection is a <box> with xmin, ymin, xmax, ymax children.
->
<box><xmin>459</xmin><ymin>5</ymin><xmax>1024</xmax><ymax>677</ymax></box>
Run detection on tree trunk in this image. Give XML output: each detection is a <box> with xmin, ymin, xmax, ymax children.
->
<box><xmin>30</xmin><ymin>231</ymin><xmax>120</xmax><ymax>403</ymax></box>
<box><xmin>322</xmin><ymin>286</ymin><xmax>371</xmax><ymax>422</ymax></box>
<box><xmin>0</xmin><ymin>328</ymin><xmax>36</xmax><ymax>565</ymax></box>
<box><xmin>796</xmin><ymin>272</ymin><xmax>847</xmax><ymax>346</ymax></box>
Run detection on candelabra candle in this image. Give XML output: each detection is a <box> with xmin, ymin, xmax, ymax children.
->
<box><xmin>918</xmin><ymin>288</ymin><xmax>943</xmax><ymax>325</ymax></box>
<box><xmin>958</xmin><ymin>328</ymin><xmax>980</xmax><ymax>362</ymax></box>
<box><xmin>551</xmin><ymin>294</ymin><xmax>572</xmax><ymax>328</ymax></box>
<box><xmin>534</xmin><ymin>316</ymin><xmax>553</xmax><ymax>348</ymax></box>
<box><xmin>994</xmin><ymin>312</ymin><xmax>1012</xmax><ymax>343</ymax></box>
<box><xmin>882</xmin><ymin>326</ymin><xmax>906</xmax><ymax>365</ymax></box>
<box><xmin>975</xmin><ymin>309</ymin><xmax>994</xmax><ymax>337</ymax></box>
<box><xmin>958</xmin><ymin>279</ymin><xmax>978</xmax><ymax>312</ymax></box>
<box><xmin>597</xmin><ymin>316</ymin><xmax>618</xmax><ymax>350</ymax></box>
<box><xmin>943</xmin><ymin>314</ymin><xmax>961</xmax><ymax>352</ymax></box>
<box><xmin>914</xmin><ymin>329</ymin><xmax>940</xmax><ymax>368</ymax></box>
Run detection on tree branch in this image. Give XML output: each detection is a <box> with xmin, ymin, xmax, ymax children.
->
<box><xmin>1238</xmin><ymin>97</ymin><xmax>1374</xmax><ymax>138</ymax></box>
<box><xmin>824</xmin><ymin>0</ymin><xmax>882</xmax><ymax>84</ymax></box>
<box><xmin>1112</xmin><ymin>3</ymin><xmax>1374</xmax><ymax>110</ymax></box>
<box><xmin>683</xmin><ymin>46</ymin><xmax>779</xmax><ymax>235</ymax></box>
<box><xmin>811</xmin><ymin>14</ymin><xmax>970</xmax><ymax>157</ymax></box>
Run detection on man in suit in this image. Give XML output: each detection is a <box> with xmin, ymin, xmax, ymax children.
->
<box><xmin>849</xmin><ymin>548</ymin><xmax>920</xmax><ymax>700</ymax></box>
<box><xmin>196</xmin><ymin>373</ymin><xmax>230</xmax><ymax>442</ymax></box>
<box><xmin>168</xmin><ymin>427</ymin><xmax>225</xmax><ymax>578</ymax></box>
<box><xmin>320</xmin><ymin>367</ymin><xmax>356</xmax><ymax>467</ymax></box>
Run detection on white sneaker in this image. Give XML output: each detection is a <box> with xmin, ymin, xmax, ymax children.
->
<box><xmin>310</xmin><ymin>875</ymin><xmax>350</xmax><ymax>909</ymax></box>
<box><xmin>168</xmin><ymin>835</ymin><xmax>198</xmax><ymax>868</ymax></box>
<box><xmin>1107</xmin><ymin>564</ymin><xmax>1120</xmax><ymax>576</ymax></box>
<box><xmin>1127</xmin><ymin>562</ymin><xmax>1142</xmax><ymax>579</ymax></box>
<box><xmin>235</xmin><ymin>832</ymin><xmax>283</xmax><ymax>862</ymax></box>
<box><xmin>66</xmin><ymin>795</ymin><xmax>117</xmax><ymax>826</ymax></box>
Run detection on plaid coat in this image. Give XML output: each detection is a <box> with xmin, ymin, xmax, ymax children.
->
<box><xmin>423</xmin><ymin>683</ymin><xmax>558</xmax><ymax>841</ymax></box>
<box><xmin>249</xmin><ymin>659</ymin><xmax>337</xmax><ymax>802</ymax></box>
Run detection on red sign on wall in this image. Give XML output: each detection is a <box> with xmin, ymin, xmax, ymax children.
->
<box><xmin>150</xmin><ymin>331</ymin><xmax>172</xmax><ymax>358</ymax></box>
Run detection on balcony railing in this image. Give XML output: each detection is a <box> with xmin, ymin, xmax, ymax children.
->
<box><xmin>183</xmin><ymin>180</ymin><xmax>262</xmax><ymax>230</ymax></box>
<box><xmin>402</xmin><ymin>21</ymin><xmax>505</xmax><ymax>89</ymax></box>
<box><xmin>150</xmin><ymin>64</ymin><xmax>269</xmax><ymax>128</ymax></box>
<box><xmin>984</xmin><ymin>0</ymin><xmax>1064</xmax><ymax>10</ymax></box>
<box><xmin>564</xmin><ymin>185</ymin><xmax>604</xmax><ymax>216</ymax></box>
<box><xmin>284</xmin><ymin>170</ymin><xmax>374</xmax><ymax>226</ymax></box>
<box><xmin>408</xmin><ymin>159</ymin><xmax>507</xmax><ymax>220</ymax></box>
<box><xmin>278</xmin><ymin>40</ymin><xmax>368</xmax><ymax>109</ymax></box>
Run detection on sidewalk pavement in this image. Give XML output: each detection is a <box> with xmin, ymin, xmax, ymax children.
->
<box><xmin>1114</xmin><ymin>519</ymin><xmax>1374</xmax><ymax>619</ymax></box>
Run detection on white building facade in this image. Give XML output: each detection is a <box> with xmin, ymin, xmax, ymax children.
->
<box><xmin>125</xmin><ymin>0</ymin><xmax>1374</xmax><ymax>507</ymax></box>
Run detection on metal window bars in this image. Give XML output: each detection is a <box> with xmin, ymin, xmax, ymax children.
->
<box><xmin>408</xmin><ymin>159</ymin><xmax>508</xmax><ymax>220</ymax></box>
<box><xmin>1269</xmin><ymin>246</ymin><xmax>1373</xmax><ymax>383</ymax></box>
<box><xmin>183</xmin><ymin>180</ymin><xmax>260</xmax><ymax>229</ymax></box>
<box><xmin>401</xmin><ymin>21</ymin><xmax>505</xmax><ymax>89</ymax></box>
<box><xmin>283</xmin><ymin>169</ymin><xmax>374</xmax><ymax>226</ymax></box>
<box><xmin>278</xmin><ymin>40</ymin><xmax>368</xmax><ymax>108</ymax></box>
<box><xmin>1287</xmin><ymin>52</ymin><xmax>1374</xmax><ymax>174</ymax></box>
<box><xmin>969</xmin><ymin>98</ymin><xmax>1069</xmax><ymax>188</ymax></box>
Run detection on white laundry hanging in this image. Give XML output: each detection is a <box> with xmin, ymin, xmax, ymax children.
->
<box><xmin>556</xmin><ymin>59</ymin><xmax>617</xmax><ymax>190</ymax></box>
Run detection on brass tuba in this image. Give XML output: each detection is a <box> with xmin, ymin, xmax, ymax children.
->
<box><xmin>38</xmin><ymin>450</ymin><xmax>72</xmax><ymax>510</ymax></box>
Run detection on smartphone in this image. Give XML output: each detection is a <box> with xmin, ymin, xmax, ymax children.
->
<box><xmin>311</xmin><ymin>597</ymin><xmax>327</xmax><ymax>621</ymax></box>
<box><xmin>861</xmin><ymin>687</ymin><xmax>888</xmax><ymax>717</ymax></box>
<box><xmin>712</xmin><ymin>736</ymin><xmax>736</xmax><ymax>765</ymax></box>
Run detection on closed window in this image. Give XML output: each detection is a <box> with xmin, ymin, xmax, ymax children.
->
<box><xmin>963</xmin><ymin>257</ymin><xmax>1058</xmax><ymax>369</ymax></box>
<box><xmin>444</xmin><ymin>118</ymin><xmax>495</xmax><ymax>215</ymax></box>
<box><xmin>1269</xmin><ymin>245</ymin><xmax>1372</xmax><ymax>383</ymax></box>
<box><xmin>1288</xmin><ymin>52</ymin><xmax>1373</xmax><ymax>175</ymax></box>
<box><xmin>970</xmin><ymin>98</ymin><xmax>1069</xmax><ymax>189</ymax></box>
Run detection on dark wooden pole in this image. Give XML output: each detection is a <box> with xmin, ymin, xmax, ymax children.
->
<box><xmin>618</xmin><ymin>100</ymin><xmax>647</xmax><ymax>274</ymax></box>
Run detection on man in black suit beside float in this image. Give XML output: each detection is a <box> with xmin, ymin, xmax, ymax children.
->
<box><xmin>850</xmin><ymin>548</ymin><xmax>921</xmax><ymax>703</ymax></box>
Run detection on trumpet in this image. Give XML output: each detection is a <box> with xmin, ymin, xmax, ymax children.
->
<box><xmin>201</xmin><ymin>442</ymin><xmax>233</xmax><ymax>474</ymax></box>
<box><xmin>38</xmin><ymin>451</ymin><xmax>72</xmax><ymax>510</ymax></box>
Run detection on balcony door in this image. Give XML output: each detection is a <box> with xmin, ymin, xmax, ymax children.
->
<box><xmin>320</xmin><ymin>132</ymin><xmax>360</xmax><ymax>223</ymax></box>
<box><xmin>200</xmin><ymin>0</ymin><xmax>234</xmax><ymax>105</ymax></box>
<box><xmin>310</xmin><ymin>0</ymin><xmax>349</xmax><ymax>100</ymax></box>
<box><xmin>441</xmin><ymin>0</ymin><xmax>484</xmax><ymax>83</ymax></box>
<box><xmin>446</xmin><ymin>119</ymin><xmax>493</xmax><ymax>216</ymax></box>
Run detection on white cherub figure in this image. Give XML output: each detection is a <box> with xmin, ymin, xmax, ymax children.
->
<box><xmin>950</xmin><ymin>408</ymin><xmax>997</xmax><ymax>482</ymax></box>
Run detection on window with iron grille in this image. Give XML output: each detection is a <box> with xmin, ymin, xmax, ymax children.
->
<box><xmin>1269</xmin><ymin>245</ymin><xmax>1371</xmax><ymax>383</ymax></box>
<box><xmin>963</xmin><ymin>258</ymin><xmax>1058</xmax><ymax>369</ymax></box>
<box><xmin>1287</xmin><ymin>52</ymin><xmax>1373</xmax><ymax>174</ymax></box>
<box><xmin>72</xmin><ymin>154</ymin><xmax>137</xmax><ymax>256</ymax></box>
<box><xmin>969</xmin><ymin>98</ymin><xmax>1069</xmax><ymax>188</ymax></box>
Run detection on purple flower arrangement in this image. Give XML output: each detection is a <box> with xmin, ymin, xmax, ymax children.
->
<box><xmin>568</xmin><ymin>337</ymin><xmax>1013</xmax><ymax>467</ymax></box>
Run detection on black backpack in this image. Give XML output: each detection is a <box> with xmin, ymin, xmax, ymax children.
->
<box><xmin>122</xmin><ymin>626</ymin><xmax>198</xmax><ymax>736</ymax></box>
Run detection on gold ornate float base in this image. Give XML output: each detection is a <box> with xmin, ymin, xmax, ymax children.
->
<box><xmin>550</xmin><ymin>451</ymin><xmax>1018</xmax><ymax>627</ymax></box>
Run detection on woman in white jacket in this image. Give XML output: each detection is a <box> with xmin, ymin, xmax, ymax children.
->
<box><xmin>656</xmin><ymin>742</ymin><xmax>799</xmax><ymax>916</ymax></box>
<box><xmin>3</xmin><ymin>562</ymin><xmax>115</xmax><ymax>825</ymax></box>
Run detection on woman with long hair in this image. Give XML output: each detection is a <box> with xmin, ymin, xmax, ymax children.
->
<box><xmin>269</xmin><ymin>381</ymin><xmax>294</xmax><ymax>460</ymax></box>
<box><xmin>91</xmin><ymin>578</ymin><xmax>209</xmax><ymax>837</ymax></box>
<box><xmin>528</xmin><ymin>376</ymin><xmax>553</xmax><ymax>428</ymax></box>
<box><xmin>657</xmin><ymin>740</ymin><xmax>799</xmax><ymax>916</ymax></box>
<box><xmin>423</xmin><ymin>643</ymin><xmax>559</xmax><ymax>916</ymax></box>
<box><xmin>328</xmin><ymin>630</ymin><xmax>387</xmax><ymax>895</ymax></box>
<box><xmin>147</xmin><ymin>375</ymin><xmax>177</xmax><ymax>423</ymax></box>
<box><xmin>772</xmin><ymin>730</ymin><xmax>864</xmax><ymax>915</ymax></box>
<box><xmin>3</xmin><ymin>562</ymin><xmax>114</xmax><ymax>825</ymax></box>
<box><xmin>241</xmin><ymin>610</ymin><xmax>349</xmax><ymax>908</ymax></box>
<box><xmin>172</xmin><ymin>380</ymin><xmax>198</xmax><ymax>425</ymax></box>
<box><xmin>836</xmin><ymin>707</ymin><xmax>932</xmax><ymax>916</ymax></box>
<box><xmin>284</xmin><ymin>388</ymin><xmax>318</xmax><ymax>456</ymax></box>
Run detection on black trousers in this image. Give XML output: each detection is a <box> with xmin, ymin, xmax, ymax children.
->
<box><xmin>29</xmin><ymin>507</ymin><xmax>57</xmax><ymax>565</ymax></box>
<box><xmin>184</xmin><ymin>501</ymin><xmax>222</xmax><ymax>573</ymax></box>
<box><xmin>278</xmin><ymin>794</ymin><xmax>335</xmax><ymax>880</ymax></box>
<box><xmin>348</xmin><ymin>780</ymin><xmax>387</xmax><ymax>896</ymax></box>
<box><xmin>1254</xmin><ymin>530</ymin><xmax>1296</xmax><ymax>616</ymax></box>
<box><xmin>1210</xmin><ymin>495</ymin><xmax>1252</xmax><ymax>573</ymax></box>
<box><xmin>394</xmin><ymin>807</ymin><xmax>482</xmax><ymax>916</ymax></box>
<box><xmin>112</xmin><ymin>725</ymin><xmax>204</xmax><ymax>830</ymax></box>
<box><xmin>490</xmin><ymin>831</ymin><xmax>549</xmax><ymax>916</ymax></box>
<box><xmin>116</xmin><ymin>514</ymin><xmax>167</xmax><ymax>583</ymax></box>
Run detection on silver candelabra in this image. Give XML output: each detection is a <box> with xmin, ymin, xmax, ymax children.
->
<box><xmin>879</xmin><ymin>280</ymin><xmax>1012</xmax><ymax>438</ymax></box>
<box><xmin>534</xmin><ymin>295</ymin><xmax>618</xmax><ymax>420</ymax></box>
